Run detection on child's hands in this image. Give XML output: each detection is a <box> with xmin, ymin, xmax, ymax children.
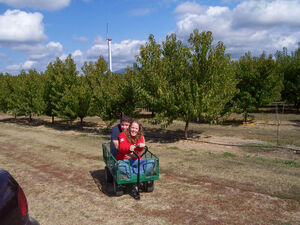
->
<box><xmin>135</xmin><ymin>143</ymin><xmax>145</xmax><ymax>148</ymax></box>
<box><xmin>129</xmin><ymin>145</ymin><xmax>135</xmax><ymax>152</ymax></box>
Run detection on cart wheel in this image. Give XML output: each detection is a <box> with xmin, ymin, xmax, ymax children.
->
<box><xmin>113</xmin><ymin>178</ymin><xmax>123</xmax><ymax>196</ymax></box>
<box><xmin>105</xmin><ymin>166</ymin><xmax>113</xmax><ymax>183</ymax></box>
<box><xmin>144</xmin><ymin>181</ymin><xmax>154</xmax><ymax>192</ymax></box>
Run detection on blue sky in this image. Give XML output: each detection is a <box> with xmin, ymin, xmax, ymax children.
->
<box><xmin>0</xmin><ymin>0</ymin><xmax>300</xmax><ymax>74</ymax></box>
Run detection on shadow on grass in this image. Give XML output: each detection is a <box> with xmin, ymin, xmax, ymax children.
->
<box><xmin>144</xmin><ymin>127</ymin><xmax>202</xmax><ymax>143</ymax></box>
<box><xmin>90</xmin><ymin>170</ymin><xmax>136</xmax><ymax>199</ymax></box>
<box><xmin>0</xmin><ymin>116</ymin><xmax>102</xmax><ymax>135</ymax></box>
<box><xmin>89</xmin><ymin>169</ymin><xmax>114</xmax><ymax>197</ymax></box>
<box><xmin>0</xmin><ymin>115</ymin><xmax>205</xmax><ymax>143</ymax></box>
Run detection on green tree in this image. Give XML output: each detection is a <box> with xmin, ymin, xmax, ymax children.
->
<box><xmin>20</xmin><ymin>70</ymin><xmax>45</xmax><ymax>121</ymax></box>
<box><xmin>235</xmin><ymin>52</ymin><xmax>283</xmax><ymax>121</ymax></box>
<box><xmin>277</xmin><ymin>46</ymin><xmax>300</xmax><ymax>112</ymax></box>
<box><xmin>74</xmin><ymin>75</ymin><xmax>92</xmax><ymax>124</ymax></box>
<box><xmin>44</xmin><ymin>55</ymin><xmax>79</xmax><ymax>122</ymax></box>
<box><xmin>0</xmin><ymin>73</ymin><xmax>12</xmax><ymax>113</ymax></box>
<box><xmin>44</xmin><ymin>58</ymin><xmax>65</xmax><ymax>123</ymax></box>
<box><xmin>159</xmin><ymin>33</ymin><xmax>198</xmax><ymax>138</ymax></box>
<box><xmin>134</xmin><ymin>34</ymin><xmax>165</xmax><ymax>117</ymax></box>
<box><xmin>117</xmin><ymin>67</ymin><xmax>143</xmax><ymax>117</ymax></box>
<box><xmin>135</xmin><ymin>30</ymin><xmax>237</xmax><ymax>139</ymax></box>
<box><xmin>55</xmin><ymin>55</ymin><xmax>79</xmax><ymax>121</ymax></box>
<box><xmin>83</xmin><ymin>56</ymin><xmax>121</xmax><ymax>126</ymax></box>
<box><xmin>6</xmin><ymin>73</ymin><xmax>25</xmax><ymax>118</ymax></box>
<box><xmin>188</xmin><ymin>30</ymin><xmax>237</xmax><ymax>124</ymax></box>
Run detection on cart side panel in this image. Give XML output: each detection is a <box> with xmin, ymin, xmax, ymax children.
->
<box><xmin>102</xmin><ymin>142</ymin><xmax>117</xmax><ymax>175</ymax></box>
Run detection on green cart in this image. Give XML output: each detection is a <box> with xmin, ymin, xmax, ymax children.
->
<box><xmin>102</xmin><ymin>142</ymin><xmax>159</xmax><ymax>199</ymax></box>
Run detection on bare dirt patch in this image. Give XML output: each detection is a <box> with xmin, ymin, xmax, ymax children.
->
<box><xmin>0</xmin><ymin>114</ymin><xmax>299</xmax><ymax>224</ymax></box>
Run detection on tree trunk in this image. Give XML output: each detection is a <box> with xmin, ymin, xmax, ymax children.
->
<box><xmin>29</xmin><ymin>112</ymin><xmax>32</xmax><ymax>122</ymax></box>
<box><xmin>52</xmin><ymin>115</ymin><xmax>54</xmax><ymax>124</ymax></box>
<box><xmin>243</xmin><ymin>112</ymin><xmax>248</xmax><ymax>122</ymax></box>
<box><xmin>80</xmin><ymin>117</ymin><xmax>83</xmax><ymax>125</ymax></box>
<box><xmin>184</xmin><ymin>120</ymin><xmax>189</xmax><ymax>139</ymax></box>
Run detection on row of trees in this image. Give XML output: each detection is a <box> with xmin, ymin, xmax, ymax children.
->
<box><xmin>0</xmin><ymin>29</ymin><xmax>299</xmax><ymax>138</ymax></box>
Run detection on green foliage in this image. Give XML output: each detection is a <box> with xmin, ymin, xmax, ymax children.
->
<box><xmin>76</xmin><ymin>76</ymin><xmax>92</xmax><ymax>123</ymax></box>
<box><xmin>55</xmin><ymin>55</ymin><xmax>79</xmax><ymax>121</ymax></box>
<box><xmin>21</xmin><ymin>70</ymin><xmax>45</xmax><ymax>120</ymax></box>
<box><xmin>44</xmin><ymin>58</ymin><xmax>64</xmax><ymax>122</ymax></box>
<box><xmin>83</xmin><ymin>56</ymin><xmax>122</xmax><ymax>125</ymax></box>
<box><xmin>0</xmin><ymin>73</ymin><xmax>12</xmax><ymax>113</ymax></box>
<box><xmin>188</xmin><ymin>30</ymin><xmax>237</xmax><ymax>124</ymax></box>
<box><xmin>135</xmin><ymin>34</ymin><xmax>166</xmax><ymax>115</ymax></box>
<box><xmin>44</xmin><ymin>55</ymin><xmax>79</xmax><ymax>122</ymax></box>
<box><xmin>234</xmin><ymin>52</ymin><xmax>283</xmax><ymax>121</ymax></box>
<box><xmin>276</xmin><ymin>46</ymin><xmax>300</xmax><ymax>112</ymax></box>
<box><xmin>6</xmin><ymin>75</ymin><xmax>24</xmax><ymax>117</ymax></box>
<box><xmin>2</xmin><ymin>70</ymin><xmax>44</xmax><ymax>120</ymax></box>
<box><xmin>159</xmin><ymin>33</ymin><xmax>198</xmax><ymax>137</ymax></box>
<box><xmin>135</xmin><ymin>30</ymin><xmax>237</xmax><ymax>138</ymax></box>
<box><xmin>117</xmin><ymin>67</ymin><xmax>142</xmax><ymax>117</ymax></box>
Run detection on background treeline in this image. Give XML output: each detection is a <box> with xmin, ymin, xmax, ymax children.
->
<box><xmin>0</xmin><ymin>30</ymin><xmax>299</xmax><ymax>138</ymax></box>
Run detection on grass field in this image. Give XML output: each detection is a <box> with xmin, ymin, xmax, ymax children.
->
<box><xmin>0</xmin><ymin>113</ymin><xmax>299</xmax><ymax>224</ymax></box>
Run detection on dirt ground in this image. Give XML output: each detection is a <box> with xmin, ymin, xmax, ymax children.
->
<box><xmin>0</xmin><ymin>113</ymin><xmax>299</xmax><ymax>225</ymax></box>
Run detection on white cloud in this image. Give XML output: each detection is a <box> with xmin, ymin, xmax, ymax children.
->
<box><xmin>87</xmin><ymin>39</ymin><xmax>145</xmax><ymax>71</ymax></box>
<box><xmin>86</xmin><ymin>44</ymin><xmax>107</xmax><ymax>59</ymax></box>
<box><xmin>233</xmin><ymin>0</ymin><xmax>300</xmax><ymax>27</ymax></box>
<box><xmin>0</xmin><ymin>10</ymin><xmax>46</xmax><ymax>44</ymax></box>
<box><xmin>0</xmin><ymin>0</ymin><xmax>70</xmax><ymax>11</ymax></box>
<box><xmin>72</xmin><ymin>50</ymin><xmax>83</xmax><ymax>58</ymax></box>
<box><xmin>6</xmin><ymin>60</ymin><xmax>36</xmax><ymax>71</ymax></box>
<box><xmin>94</xmin><ymin>35</ymin><xmax>104</xmax><ymax>44</ymax></box>
<box><xmin>9</xmin><ymin>41</ymin><xmax>63</xmax><ymax>60</ymax></box>
<box><xmin>174</xmin><ymin>2</ymin><xmax>206</xmax><ymax>16</ymax></box>
<box><xmin>72</xmin><ymin>50</ymin><xmax>84</xmax><ymax>66</ymax></box>
<box><xmin>174</xmin><ymin>0</ymin><xmax>300</xmax><ymax>58</ymax></box>
<box><xmin>72</xmin><ymin>35</ymin><xmax>89</xmax><ymax>43</ymax></box>
<box><xmin>5</xmin><ymin>41</ymin><xmax>64</xmax><ymax>73</ymax></box>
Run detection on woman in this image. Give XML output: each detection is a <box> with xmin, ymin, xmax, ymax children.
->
<box><xmin>117</xmin><ymin>119</ymin><xmax>145</xmax><ymax>161</ymax></box>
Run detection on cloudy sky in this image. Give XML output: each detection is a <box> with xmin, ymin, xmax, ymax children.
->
<box><xmin>0</xmin><ymin>0</ymin><xmax>300</xmax><ymax>74</ymax></box>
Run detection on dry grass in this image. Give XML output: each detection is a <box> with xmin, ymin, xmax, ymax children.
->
<box><xmin>0</xmin><ymin>113</ymin><xmax>299</xmax><ymax>225</ymax></box>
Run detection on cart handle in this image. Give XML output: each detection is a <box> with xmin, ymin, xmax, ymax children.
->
<box><xmin>140</xmin><ymin>146</ymin><xmax>149</xmax><ymax>158</ymax></box>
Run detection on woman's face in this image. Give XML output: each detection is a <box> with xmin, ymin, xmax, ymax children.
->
<box><xmin>130</xmin><ymin>122</ymin><xmax>139</xmax><ymax>137</ymax></box>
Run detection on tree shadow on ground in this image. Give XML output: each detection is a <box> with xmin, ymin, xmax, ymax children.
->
<box><xmin>0</xmin><ymin>115</ymin><xmax>205</xmax><ymax>143</ymax></box>
<box><xmin>89</xmin><ymin>169</ymin><xmax>114</xmax><ymax>197</ymax></box>
<box><xmin>0</xmin><ymin>116</ymin><xmax>103</xmax><ymax>135</ymax></box>
<box><xmin>144</xmin><ymin>128</ymin><xmax>202</xmax><ymax>143</ymax></box>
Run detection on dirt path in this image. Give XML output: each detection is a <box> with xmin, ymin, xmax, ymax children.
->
<box><xmin>0</xmin><ymin>120</ymin><xmax>299</xmax><ymax>224</ymax></box>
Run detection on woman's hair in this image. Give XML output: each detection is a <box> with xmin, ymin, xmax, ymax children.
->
<box><xmin>125</xmin><ymin>119</ymin><xmax>144</xmax><ymax>143</ymax></box>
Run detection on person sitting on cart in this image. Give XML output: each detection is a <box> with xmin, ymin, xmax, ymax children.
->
<box><xmin>117</xmin><ymin>119</ymin><xmax>145</xmax><ymax>161</ymax></box>
<box><xmin>117</xmin><ymin>119</ymin><xmax>155</xmax><ymax>174</ymax></box>
<box><xmin>110</xmin><ymin>115</ymin><xmax>131</xmax><ymax>158</ymax></box>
